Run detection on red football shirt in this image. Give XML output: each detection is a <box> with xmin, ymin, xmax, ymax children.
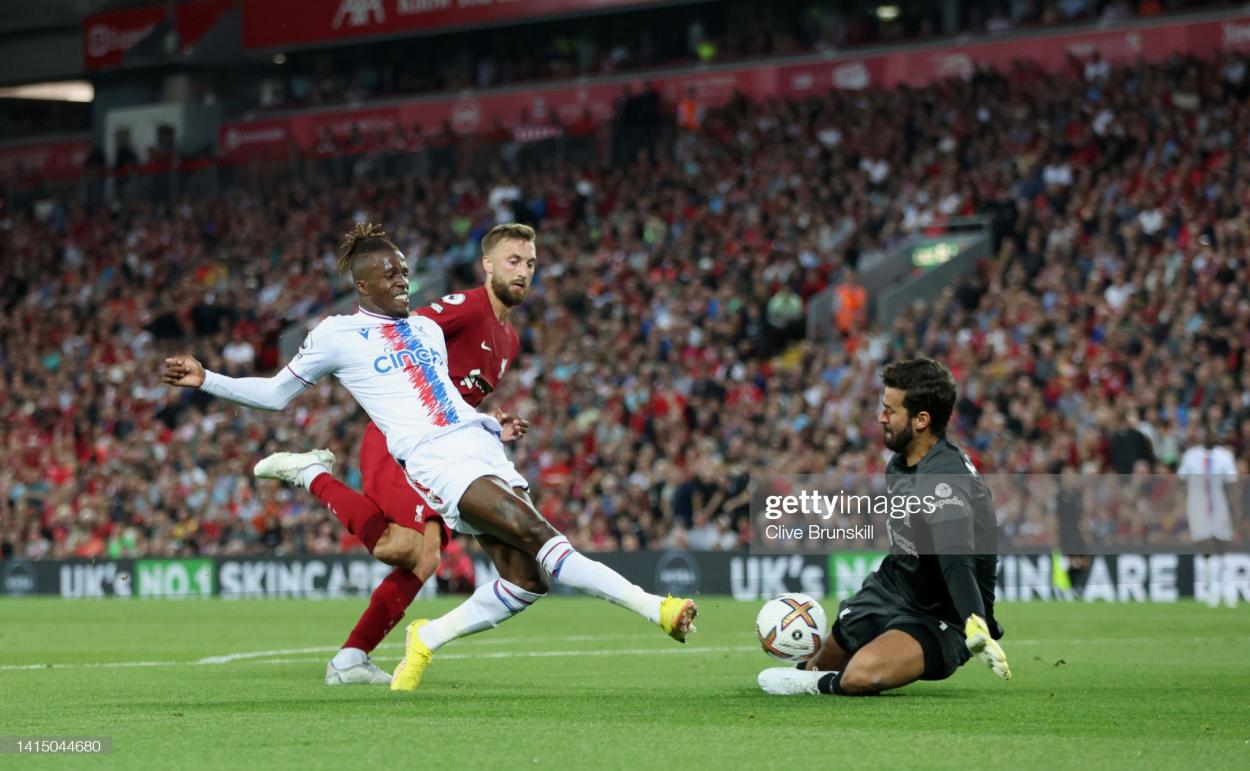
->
<box><xmin>414</xmin><ymin>286</ymin><xmax>520</xmax><ymax>408</ymax></box>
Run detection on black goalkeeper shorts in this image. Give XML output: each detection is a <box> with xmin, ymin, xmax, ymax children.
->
<box><xmin>831</xmin><ymin>580</ymin><xmax>970</xmax><ymax>681</ymax></box>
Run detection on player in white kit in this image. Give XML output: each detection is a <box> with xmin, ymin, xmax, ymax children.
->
<box><xmin>162</xmin><ymin>223</ymin><xmax>697</xmax><ymax>690</ymax></box>
<box><xmin>1176</xmin><ymin>427</ymin><xmax>1240</xmax><ymax>607</ymax></box>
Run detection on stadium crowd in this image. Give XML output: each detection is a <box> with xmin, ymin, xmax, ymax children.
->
<box><xmin>247</xmin><ymin>0</ymin><xmax>1208</xmax><ymax>114</ymax></box>
<box><xmin>2</xmin><ymin>48</ymin><xmax>1250</xmax><ymax>562</ymax></box>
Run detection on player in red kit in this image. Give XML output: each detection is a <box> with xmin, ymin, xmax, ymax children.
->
<box><xmin>178</xmin><ymin>221</ymin><xmax>695</xmax><ymax>692</ymax></box>
<box><xmin>252</xmin><ymin>223</ymin><xmax>534</xmax><ymax>684</ymax></box>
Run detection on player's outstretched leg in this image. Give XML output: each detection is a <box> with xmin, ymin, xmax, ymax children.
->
<box><xmin>759</xmin><ymin>630</ymin><xmax>924</xmax><ymax>696</ymax></box>
<box><xmin>327</xmin><ymin>567</ymin><xmax>423</xmax><ymax>685</ymax></box>
<box><xmin>757</xmin><ymin>667</ymin><xmax>834</xmax><ymax>695</ymax></box>
<box><xmin>391</xmin><ymin>479</ymin><xmax>698</xmax><ymax>692</ymax></box>
<box><xmin>463</xmin><ymin>478</ymin><xmax>697</xmax><ymax>641</ymax></box>
<box><xmin>391</xmin><ymin>535</ymin><xmax>545</xmax><ymax>692</ymax></box>
<box><xmin>335</xmin><ymin>420</ymin><xmax>446</xmax><ymax>673</ymax></box>
<box><xmin>254</xmin><ymin>448</ymin><xmax>337</xmax><ymax>489</ymax></box>
<box><xmin>335</xmin><ymin>521</ymin><xmax>441</xmax><ymax>683</ymax></box>
<box><xmin>255</xmin><ymin>449</ymin><xmax>391</xmax><ymax>552</ymax></box>
<box><xmin>535</xmin><ymin>534</ymin><xmax>698</xmax><ymax>642</ymax></box>
<box><xmin>758</xmin><ymin>629</ymin><xmax>852</xmax><ymax>695</ymax></box>
<box><xmin>255</xmin><ymin>448</ymin><xmax>400</xmax><ymax>684</ymax></box>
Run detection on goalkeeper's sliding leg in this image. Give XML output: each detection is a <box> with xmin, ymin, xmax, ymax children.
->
<box><xmin>759</xmin><ymin>612</ymin><xmax>1010</xmax><ymax>696</ymax></box>
<box><xmin>759</xmin><ymin>629</ymin><xmax>927</xmax><ymax>696</ymax></box>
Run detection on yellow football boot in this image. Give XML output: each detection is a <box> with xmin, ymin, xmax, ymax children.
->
<box><xmin>659</xmin><ymin>596</ymin><xmax>698</xmax><ymax>643</ymax></box>
<box><xmin>390</xmin><ymin>619</ymin><xmax>433</xmax><ymax>691</ymax></box>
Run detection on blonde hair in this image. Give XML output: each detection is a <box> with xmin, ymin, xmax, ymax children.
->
<box><xmin>481</xmin><ymin>223</ymin><xmax>536</xmax><ymax>256</ymax></box>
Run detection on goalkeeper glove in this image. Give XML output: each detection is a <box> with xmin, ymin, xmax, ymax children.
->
<box><xmin>965</xmin><ymin>613</ymin><xmax>1011</xmax><ymax>680</ymax></box>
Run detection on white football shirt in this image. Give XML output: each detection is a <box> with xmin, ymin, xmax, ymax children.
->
<box><xmin>1177</xmin><ymin>444</ymin><xmax>1238</xmax><ymax>520</ymax></box>
<box><xmin>286</xmin><ymin>308</ymin><xmax>497</xmax><ymax>461</ymax></box>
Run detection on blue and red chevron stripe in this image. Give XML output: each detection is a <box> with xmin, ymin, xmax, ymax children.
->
<box><xmin>379</xmin><ymin>319</ymin><xmax>459</xmax><ymax>428</ymax></box>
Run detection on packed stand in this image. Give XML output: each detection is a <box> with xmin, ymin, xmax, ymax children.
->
<box><xmin>3</xmin><ymin>49</ymin><xmax>1250</xmax><ymax>561</ymax></box>
<box><xmin>238</xmin><ymin>0</ymin><xmax>1220</xmax><ymax>114</ymax></box>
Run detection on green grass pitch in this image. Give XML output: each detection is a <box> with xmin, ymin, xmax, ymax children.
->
<box><xmin>1</xmin><ymin>598</ymin><xmax>1248</xmax><ymax>769</ymax></box>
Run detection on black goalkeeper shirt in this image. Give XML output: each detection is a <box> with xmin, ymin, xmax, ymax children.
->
<box><xmin>869</xmin><ymin>436</ymin><xmax>1000</xmax><ymax>627</ymax></box>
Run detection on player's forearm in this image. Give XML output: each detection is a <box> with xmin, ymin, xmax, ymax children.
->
<box><xmin>937</xmin><ymin>553</ymin><xmax>987</xmax><ymax>621</ymax></box>
<box><xmin>929</xmin><ymin>516</ymin><xmax>986</xmax><ymax>619</ymax></box>
<box><xmin>200</xmin><ymin>368</ymin><xmax>306</xmax><ymax>411</ymax></box>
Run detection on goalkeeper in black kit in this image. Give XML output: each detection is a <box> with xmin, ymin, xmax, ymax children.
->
<box><xmin>759</xmin><ymin>358</ymin><xmax>1011</xmax><ymax>696</ymax></box>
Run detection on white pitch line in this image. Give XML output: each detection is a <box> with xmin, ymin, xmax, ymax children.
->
<box><xmin>1</xmin><ymin>660</ymin><xmax>181</xmax><ymax>672</ymax></box>
<box><xmin>0</xmin><ymin>645</ymin><xmax>755</xmax><ymax>672</ymax></box>
<box><xmin>4</xmin><ymin>635</ymin><xmax>1249</xmax><ymax>673</ymax></box>
<box><xmin>253</xmin><ymin>645</ymin><xmax>758</xmax><ymax>666</ymax></box>
<box><xmin>197</xmin><ymin>632</ymin><xmax>664</xmax><ymax>663</ymax></box>
<box><xmin>0</xmin><ymin>633</ymin><xmax>672</xmax><ymax>671</ymax></box>
<box><xmin>1001</xmin><ymin>635</ymin><xmax>1250</xmax><ymax>647</ymax></box>
<box><xmin>197</xmin><ymin>646</ymin><xmax>337</xmax><ymax>665</ymax></box>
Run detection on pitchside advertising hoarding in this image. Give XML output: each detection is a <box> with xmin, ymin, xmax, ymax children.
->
<box><xmin>134</xmin><ymin>559</ymin><xmax>214</xmax><ymax>598</ymax></box>
<box><xmin>216</xmin><ymin>557</ymin><xmax>393</xmax><ymax>598</ymax></box>
<box><xmin>3</xmin><ymin>552</ymin><xmax>1246</xmax><ymax>602</ymax></box>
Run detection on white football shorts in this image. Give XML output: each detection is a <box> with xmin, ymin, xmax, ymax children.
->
<box><xmin>399</xmin><ymin>422</ymin><xmax>528</xmax><ymax>535</ymax></box>
<box><xmin>1188</xmin><ymin>503</ymin><xmax>1233</xmax><ymax>543</ymax></box>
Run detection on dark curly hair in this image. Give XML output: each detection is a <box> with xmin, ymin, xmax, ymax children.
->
<box><xmin>881</xmin><ymin>357</ymin><xmax>958</xmax><ymax>435</ymax></box>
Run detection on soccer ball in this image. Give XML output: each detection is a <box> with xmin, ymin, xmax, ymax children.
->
<box><xmin>754</xmin><ymin>592</ymin><xmax>828</xmax><ymax>662</ymax></box>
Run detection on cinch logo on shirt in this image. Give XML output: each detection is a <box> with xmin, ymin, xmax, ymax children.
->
<box><xmin>373</xmin><ymin>347</ymin><xmax>439</xmax><ymax>374</ymax></box>
<box><xmin>377</xmin><ymin>319</ymin><xmax>459</xmax><ymax>428</ymax></box>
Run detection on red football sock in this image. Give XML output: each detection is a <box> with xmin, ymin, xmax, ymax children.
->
<box><xmin>344</xmin><ymin>567</ymin><xmax>424</xmax><ymax>653</ymax></box>
<box><xmin>309</xmin><ymin>473</ymin><xmax>389</xmax><ymax>553</ymax></box>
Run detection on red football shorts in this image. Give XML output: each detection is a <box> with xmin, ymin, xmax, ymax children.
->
<box><xmin>359</xmin><ymin>421</ymin><xmax>451</xmax><ymax>547</ymax></box>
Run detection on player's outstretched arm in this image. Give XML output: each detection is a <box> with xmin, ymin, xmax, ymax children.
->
<box><xmin>162</xmin><ymin>355</ymin><xmax>308</xmax><ymax>411</ymax></box>
<box><xmin>931</xmin><ymin>513</ymin><xmax>1011</xmax><ymax>681</ymax></box>
<box><xmin>162</xmin><ymin>355</ymin><xmax>206</xmax><ymax>388</ymax></box>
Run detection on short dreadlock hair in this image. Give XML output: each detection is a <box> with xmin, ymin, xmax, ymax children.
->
<box><xmin>337</xmin><ymin>223</ymin><xmax>398</xmax><ymax>278</ymax></box>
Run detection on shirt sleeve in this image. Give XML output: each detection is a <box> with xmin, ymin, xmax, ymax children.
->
<box><xmin>415</xmin><ymin>291</ymin><xmax>476</xmax><ymax>338</ymax></box>
<box><xmin>285</xmin><ymin>319</ymin><xmax>339</xmax><ymax>385</ymax></box>
<box><xmin>923</xmin><ymin>473</ymin><xmax>987</xmax><ymax>621</ymax></box>
<box><xmin>1218</xmin><ymin>449</ymin><xmax>1238</xmax><ymax>479</ymax></box>
<box><xmin>1176</xmin><ymin>450</ymin><xmax>1194</xmax><ymax>477</ymax></box>
<box><xmin>200</xmin><ymin>367</ymin><xmax>308</xmax><ymax>411</ymax></box>
<box><xmin>933</xmin><ymin>529</ymin><xmax>987</xmax><ymax>622</ymax></box>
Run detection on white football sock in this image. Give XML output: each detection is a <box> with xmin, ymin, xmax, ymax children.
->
<box><xmin>537</xmin><ymin>536</ymin><xmax>662</xmax><ymax>624</ymax></box>
<box><xmin>1218</xmin><ymin>554</ymin><xmax>1242</xmax><ymax>608</ymax></box>
<box><xmin>1208</xmin><ymin>555</ymin><xmax>1223</xmax><ymax>608</ymax></box>
<box><xmin>331</xmin><ymin>647</ymin><xmax>366</xmax><ymax>668</ymax></box>
<box><xmin>417</xmin><ymin>578</ymin><xmax>543</xmax><ymax>652</ymax></box>
<box><xmin>298</xmin><ymin>464</ymin><xmax>331</xmax><ymax>489</ymax></box>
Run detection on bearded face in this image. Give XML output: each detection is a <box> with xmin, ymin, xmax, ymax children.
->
<box><xmin>483</xmin><ymin>237</ymin><xmax>536</xmax><ymax>308</ymax></box>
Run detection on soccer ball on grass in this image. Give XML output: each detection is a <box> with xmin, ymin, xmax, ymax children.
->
<box><xmin>754</xmin><ymin>592</ymin><xmax>828</xmax><ymax>662</ymax></box>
